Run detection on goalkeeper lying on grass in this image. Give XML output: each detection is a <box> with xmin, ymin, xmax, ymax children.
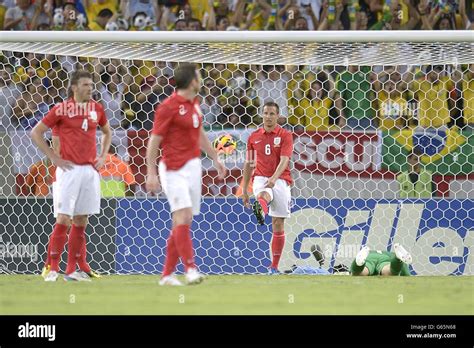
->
<box><xmin>351</xmin><ymin>243</ymin><xmax>412</xmax><ymax>276</ymax></box>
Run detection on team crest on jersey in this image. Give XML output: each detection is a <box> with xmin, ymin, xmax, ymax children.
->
<box><xmin>274</xmin><ymin>137</ymin><xmax>281</xmax><ymax>147</ymax></box>
<box><xmin>179</xmin><ymin>105</ymin><xmax>187</xmax><ymax>116</ymax></box>
<box><xmin>90</xmin><ymin>111</ymin><xmax>97</xmax><ymax>121</ymax></box>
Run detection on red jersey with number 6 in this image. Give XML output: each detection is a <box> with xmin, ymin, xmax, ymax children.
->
<box><xmin>152</xmin><ymin>92</ymin><xmax>203</xmax><ymax>171</ymax></box>
<box><xmin>246</xmin><ymin>125</ymin><xmax>293</xmax><ymax>185</ymax></box>
<box><xmin>41</xmin><ymin>98</ymin><xmax>107</xmax><ymax>166</ymax></box>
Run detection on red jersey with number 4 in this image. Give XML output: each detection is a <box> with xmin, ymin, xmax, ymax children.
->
<box><xmin>247</xmin><ymin>125</ymin><xmax>293</xmax><ymax>185</ymax></box>
<box><xmin>152</xmin><ymin>92</ymin><xmax>203</xmax><ymax>170</ymax></box>
<box><xmin>41</xmin><ymin>98</ymin><xmax>107</xmax><ymax>166</ymax></box>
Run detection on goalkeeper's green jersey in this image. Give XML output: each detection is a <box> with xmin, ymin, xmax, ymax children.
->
<box><xmin>363</xmin><ymin>250</ymin><xmax>411</xmax><ymax>276</ymax></box>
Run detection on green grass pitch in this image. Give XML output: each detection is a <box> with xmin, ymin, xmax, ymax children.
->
<box><xmin>1</xmin><ymin>275</ymin><xmax>473</xmax><ymax>315</ymax></box>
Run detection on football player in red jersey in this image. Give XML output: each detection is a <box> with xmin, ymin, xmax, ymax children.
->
<box><xmin>146</xmin><ymin>63</ymin><xmax>226</xmax><ymax>286</ymax></box>
<box><xmin>31</xmin><ymin>70</ymin><xmax>112</xmax><ymax>282</ymax></box>
<box><xmin>241</xmin><ymin>102</ymin><xmax>294</xmax><ymax>274</ymax></box>
<box><xmin>40</xmin><ymin>126</ymin><xmax>101</xmax><ymax>280</ymax></box>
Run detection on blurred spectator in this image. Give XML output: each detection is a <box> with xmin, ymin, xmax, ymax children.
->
<box><xmin>0</xmin><ymin>0</ymin><xmax>7</xmax><ymax>30</ymax></box>
<box><xmin>121</xmin><ymin>0</ymin><xmax>159</xmax><ymax>21</ymax></box>
<box><xmin>99</xmin><ymin>144</ymin><xmax>136</xmax><ymax>197</ymax></box>
<box><xmin>244</xmin><ymin>0</ymin><xmax>271</xmax><ymax>30</ymax></box>
<box><xmin>200</xmin><ymin>78</ymin><xmax>223</xmax><ymax>128</ymax></box>
<box><xmin>96</xmin><ymin>63</ymin><xmax>126</xmax><ymax>128</ymax></box>
<box><xmin>278</xmin><ymin>0</ymin><xmax>318</xmax><ymax>30</ymax></box>
<box><xmin>418</xmin><ymin>0</ymin><xmax>472</xmax><ymax>30</ymax></box>
<box><xmin>374</xmin><ymin>67</ymin><xmax>411</xmax><ymax>131</ymax></box>
<box><xmin>88</xmin><ymin>7</ymin><xmax>113</xmax><ymax>29</ymax></box>
<box><xmin>24</xmin><ymin>139</ymin><xmax>56</xmax><ymax>197</ymax></box>
<box><xmin>13</xmin><ymin>53</ymin><xmax>48</xmax><ymax>84</ymax></box>
<box><xmin>4</xmin><ymin>0</ymin><xmax>49</xmax><ymax>30</ymax></box>
<box><xmin>397</xmin><ymin>150</ymin><xmax>433</xmax><ymax>199</ymax></box>
<box><xmin>163</xmin><ymin>2</ymin><xmax>193</xmax><ymax>26</ymax></box>
<box><xmin>461</xmin><ymin>64</ymin><xmax>473</xmax><ymax>131</ymax></box>
<box><xmin>219</xmin><ymin>95</ymin><xmax>253</xmax><ymax>128</ymax></box>
<box><xmin>317</xmin><ymin>0</ymin><xmax>345</xmax><ymax>30</ymax></box>
<box><xmin>355</xmin><ymin>9</ymin><xmax>369</xmax><ymax>30</ymax></box>
<box><xmin>410</xmin><ymin>65</ymin><xmax>454</xmax><ymax>129</ymax></box>
<box><xmin>172</xmin><ymin>17</ymin><xmax>187</xmax><ymax>29</ymax></box>
<box><xmin>291</xmin><ymin>72</ymin><xmax>334</xmax><ymax>131</ymax></box>
<box><xmin>46</xmin><ymin>59</ymin><xmax>69</xmax><ymax>103</ymax></box>
<box><xmin>370</xmin><ymin>0</ymin><xmax>419</xmax><ymax>30</ymax></box>
<box><xmin>12</xmin><ymin>76</ymin><xmax>52</xmax><ymax>129</ymax></box>
<box><xmin>84</xmin><ymin>0</ymin><xmax>118</xmax><ymax>21</ymax></box>
<box><xmin>31</xmin><ymin>0</ymin><xmax>53</xmax><ymax>30</ymax></box>
<box><xmin>57</xmin><ymin>1</ymin><xmax>88</xmax><ymax>30</ymax></box>
<box><xmin>206</xmin><ymin>0</ymin><xmax>245</xmax><ymax>30</ymax></box>
<box><xmin>188</xmin><ymin>17</ymin><xmax>202</xmax><ymax>29</ymax></box>
<box><xmin>458</xmin><ymin>0</ymin><xmax>473</xmax><ymax>30</ymax></box>
<box><xmin>0</xmin><ymin>64</ymin><xmax>22</xmax><ymax>130</ymax></box>
<box><xmin>298</xmin><ymin>0</ymin><xmax>322</xmax><ymax>29</ymax></box>
<box><xmin>287</xmin><ymin>65</ymin><xmax>314</xmax><ymax>129</ymax></box>
<box><xmin>123</xmin><ymin>74</ymin><xmax>173</xmax><ymax>130</ymax></box>
<box><xmin>335</xmin><ymin>65</ymin><xmax>375</xmax><ymax>129</ymax></box>
<box><xmin>254</xmin><ymin>65</ymin><xmax>289</xmax><ymax>122</ymax></box>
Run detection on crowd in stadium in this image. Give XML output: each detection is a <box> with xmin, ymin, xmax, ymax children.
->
<box><xmin>0</xmin><ymin>0</ymin><xmax>472</xmax><ymax>31</ymax></box>
<box><xmin>0</xmin><ymin>1</ymin><xmax>472</xmax><ymax>132</ymax></box>
<box><xmin>0</xmin><ymin>55</ymin><xmax>473</xmax><ymax>132</ymax></box>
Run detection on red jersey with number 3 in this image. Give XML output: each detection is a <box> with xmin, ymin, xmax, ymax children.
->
<box><xmin>247</xmin><ymin>125</ymin><xmax>293</xmax><ymax>185</ymax></box>
<box><xmin>41</xmin><ymin>98</ymin><xmax>107</xmax><ymax>165</ymax></box>
<box><xmin>152</xmin><ymin>92</ymin><xmax>202</xmax><ymax>170</ymax></box>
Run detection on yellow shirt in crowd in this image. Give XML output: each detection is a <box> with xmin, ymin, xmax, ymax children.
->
<box><xmin>462</xmin><ymin>78</ymin><xmax>474</xmax><ymax>125</ymax></box>
<box><xmin>290</xmin><ymin>97</ymin><xmax>332</xmax><ymax>131</ymax></box>
<box><xmin>411</xmin><ymin>76</ymin><xmax>454</xmax><ymax>128</ymax></box>
<box><xmin>378</xmin><ymin>91</ymin><xmax>410</xmax><ymax>131</ymax></box>
<box><xmin>85</xmin><ymin>0</ymin><xmax>118</xmax><ymax>21</ymax></box>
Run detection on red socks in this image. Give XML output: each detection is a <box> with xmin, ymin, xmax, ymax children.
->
<box><xmin>78</xmin><ymin>233</ymin><xmax>91</xmax><ymax>273</ymax></box>
<box><xmin>49</xmin><ymin>224</ymin><xmax>69</xmax><ymax>272</ymax></box>
<box><xmin>44</xmin><ymin>235</ymin><xmax>52</xmax><ymax>267</ymax></box>
<box><xmin>173</xmin><ymin>224</ymin><xmax>196</xmax><ymax>272</ymax></box>
<box><xmin>65</xmin><ymin>225</ymin><xmax>86</xmax><ymax>275</ymax></box>
<box><xmin>258</xmin><ymin>197</ymin><xmax>269</xmax><ymax>215</ymax></box>
<box><xmin>271</xmin><ymin>232</ymin><xmax>285</xmax><ymax>269</ymax></box>
<box><xmin>162</xmin><ymin>233</ymin><xmax>179</xmax><ymax>277</ymax></box>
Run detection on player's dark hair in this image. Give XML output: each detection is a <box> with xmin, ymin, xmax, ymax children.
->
<box><xmin>263</xmin><ymin>101</ymin><xmax>280</xmax><ymax>114</ymax></box>
<box><xmin>174</xmin><ymin>63</ymin><xmax>198</xmax><ymax>90</ymax></box>
<box><xmin>68</xmin><ymin>70</ymin><xmax>92</xmax><ymax>97</ymax></box>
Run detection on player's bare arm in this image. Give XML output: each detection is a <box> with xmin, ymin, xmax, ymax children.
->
<box><xmin>31</xmin><ymin>121</ymin><xmax>73</xmax><ymax>171</ymax></box>
<box><xmin>95</xmin><ymin>122</ymin><xmax>112</xmax><ymax>170</ymax></box>
<box><xmin>145</xmin><ymin>134</ymin><xmax>163</xmax><ymax>193</ymax></box>
<box><xmin>265</xmin><ymin>156</ymin><xmax>290</xmax><ymax>189</ymax></box>
<box><xmin>200</xmin><ymin>126</ymin><xmax>227</xmax><ymax>180</ymax></box>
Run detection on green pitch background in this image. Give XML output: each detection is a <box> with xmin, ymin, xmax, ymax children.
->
<box><xmin>1</xmin><ymin>275</ymin><xmax>473</xmax><ymax>315</ymax></box>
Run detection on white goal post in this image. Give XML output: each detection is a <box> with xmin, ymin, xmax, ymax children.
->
<box><xmin>0</xmin><ymin>31</ymin><xmax>472</xmax><ymax>276</ymax></box>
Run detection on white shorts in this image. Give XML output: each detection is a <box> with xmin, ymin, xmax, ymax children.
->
<box><xmin>159</xmin><ymin>158</ymin><xmax>202</xmax><ymax>216</ymax></box>
<box><xmin>253</xmin><ymin>176</ymin><xmax>292</xmax><ymax>218</ymax></box>
<box><xmin>53</xmin><ymin>164</ymin><xmax>101</xmax><ymax>217</ymax></box>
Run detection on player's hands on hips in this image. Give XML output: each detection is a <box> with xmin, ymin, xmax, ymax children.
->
<box><xmin>94</xmin><ymin>156</ymin><xmax>106</xmax><ymax>170</ymax></box>
<box><xmin>51</xmin><ymin>155</ymin><xmax>74</xmax><ymax>171</ymax></box>
<box><xmin>242</xmin><ymin>192</ymin><xmax>251</xmax><ymax>208</ymax></box>
<box><xmin>265</xmin><ymin>177</ymin><xmax>277</xmax><ymax>189</ymax></box>
<box><xmin>215</xmin><ymin>160</ymin><xmax>227</xmax><ymax>180</ymax></box>
<box><xmin>146</xmin><ymin>174</ymin><xmax>161</xmax><ymax>194</ymax></box>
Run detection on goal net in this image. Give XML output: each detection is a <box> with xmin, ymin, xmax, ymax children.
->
<box><xmin>0</xmin><ymin>31</ymin><xmax>472</xmax><ymax>276</ymax></box>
